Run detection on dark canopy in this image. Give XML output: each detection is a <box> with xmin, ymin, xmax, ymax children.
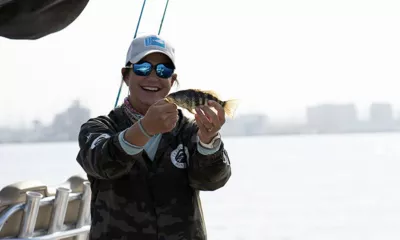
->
<box><xmin>0</xmin><ymin>0</ymin><xmax>89</xmax><ymax>40</ymax></box>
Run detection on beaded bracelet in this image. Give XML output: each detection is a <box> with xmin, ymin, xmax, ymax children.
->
<box><xmin>138</xmin><ymin>118</ymin><xmax>154</xmax><ymax>138</ymax></box>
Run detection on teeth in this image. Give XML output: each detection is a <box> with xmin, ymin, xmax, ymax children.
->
<box><xmin>142</xmin><ymin>87</ymin><xmax>159</xmax><ymax>91</ymax></box>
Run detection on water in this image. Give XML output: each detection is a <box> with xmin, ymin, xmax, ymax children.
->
<box><xmin>1</xmin><ymin>134</ymin><xmax>399</xmax><ymax>240</ymax></box>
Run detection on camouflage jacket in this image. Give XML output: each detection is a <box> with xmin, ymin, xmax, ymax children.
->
<box><xmin>76</xmin><ymin>106</ymin><xmax>232</xmax><ymax>240</ymax></box>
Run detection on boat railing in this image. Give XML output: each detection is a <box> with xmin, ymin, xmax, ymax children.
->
<box><xmin>0</xmin><ymin>175</ymin><xmax>91</xmax><ymax>240</ymax></box>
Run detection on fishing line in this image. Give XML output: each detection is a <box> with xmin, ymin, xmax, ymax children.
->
<box><xmin>113</xmin><ymin>0</ymin><xmax>147</xmax><ymax>108</ymax></box>
<box><xmin>158</xmin><ymin>0</ymin><xmax>169</xmax><ymax>35</ymax></box>
<box><xmin>134</xmin><ymin>0</ymin><xmax>147</xmax><ymax>39</ymax></box>
<box><xmin>113</xmin><ymin>0</ymin><xmax>147</xmax><ymax>109</ymax></box>
<box><xmin>114</xmin><ymin>0</ymin><xmax>171</xmax><ymax>108</ymax></box>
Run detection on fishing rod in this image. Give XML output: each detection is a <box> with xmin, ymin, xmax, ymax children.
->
<box><xmin>158</xmin><ymin>0</ymin><xmax>169</xmax><ymax>35</ymax></box>
<box><xmin>113</xmin><ymin>0</ymin><xmax>171</xmax><ymax>108</ymax></box>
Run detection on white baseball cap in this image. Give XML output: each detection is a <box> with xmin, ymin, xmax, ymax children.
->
<box><xmin>125</xmin><ymin>33</ymin><xmax>176</xmax><ymax>67</ymax></box>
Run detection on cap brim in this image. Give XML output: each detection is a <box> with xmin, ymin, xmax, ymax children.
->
<box><xmin>126</xmin><ymin>49</ymin><xmax>175</xmax><ymax>68</ymax></box>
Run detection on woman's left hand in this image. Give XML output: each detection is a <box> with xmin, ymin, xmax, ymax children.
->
<box><xmin>195</xmin><ymin>100</ymin><xmax>226</xmax><ymax>144</ymax></box>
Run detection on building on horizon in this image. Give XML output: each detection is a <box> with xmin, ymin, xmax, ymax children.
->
<box><xmin>30</xmin><ymin>100</ymin><xmax>91</xmax><ymax>142</ymax></box>
<box><xmin>220</xmin><ymin>113</ymin><xmax>269</xmax><ymax>136</ymax></box>
<box><xmin>306</xmin><ymin>103</ymin><xmax>359</xmax><ymax>133</ymax></box>
<box><xmin>368</xmin><ymin>102</ymin><xmax>396</xmax><ymax>131</ymax></box>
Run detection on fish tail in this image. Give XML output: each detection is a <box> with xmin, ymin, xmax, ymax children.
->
<box><xmin>223</xmin><ymin>99</ymin><xmax>240</xmax><ymax>118</ymax></box>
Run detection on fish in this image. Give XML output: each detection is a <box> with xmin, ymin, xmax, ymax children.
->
<box><xmin>165</xmin><ymin>89</ymin><xmax>239</xmax><ymax>118</ymax></box>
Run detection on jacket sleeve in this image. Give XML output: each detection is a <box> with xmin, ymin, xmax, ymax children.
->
<box><xmin>185</xmin><ymin>120</ymin><xmax>232</xmax><ymax>191</ymax></box>
<box><xmin>76</xmin><ymin>116</ymin><xmax>144</xmax><ymax>180</ymax></box>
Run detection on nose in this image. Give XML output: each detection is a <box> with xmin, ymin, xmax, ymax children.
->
<box><xmin>144</xmin><ymin>70</ymin><xmax>160</xmax><ymax>82</ymax></box>
<box><xmin>149</xmin><ymin>69</ymin><xmax>158</xmax><ymax>78</ymax></box>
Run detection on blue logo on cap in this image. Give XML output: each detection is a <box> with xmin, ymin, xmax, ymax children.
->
<box><xmin>144</xmin><ymin>36</ymin><xmax>166</xmax><ymax>48</ymax></box>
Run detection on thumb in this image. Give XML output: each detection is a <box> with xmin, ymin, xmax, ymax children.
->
<box><xmin>154</xmin><ymin>98</ymin><xmax>169</xmax><ymax>106</ymax></box>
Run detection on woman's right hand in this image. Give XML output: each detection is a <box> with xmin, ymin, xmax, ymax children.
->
<box><xmin>141</xmin><ymin>99</ymin><xmax>178</xmax><ymax>135</ymax></box>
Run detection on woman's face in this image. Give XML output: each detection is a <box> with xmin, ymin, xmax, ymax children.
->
<box><xmin>122</xmin><ymin>52</ymin><xmax>177</xmax><ymax>114</ymax></box>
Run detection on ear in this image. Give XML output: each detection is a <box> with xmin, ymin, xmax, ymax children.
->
<box><xmin>171</xmin><ymin>73</ymin><xmax>178</xmax><ymax>85</ymax></box>
<box><xmin>121</xmin><ymin>67</ymin><xmax>129</xmax><ymax>85</ymax></box>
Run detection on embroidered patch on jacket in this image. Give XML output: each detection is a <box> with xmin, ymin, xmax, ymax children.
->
<box><xmin>170</xmin><ymin>144</ymin><xmax>190</xmax><ymax>169</ymax></box>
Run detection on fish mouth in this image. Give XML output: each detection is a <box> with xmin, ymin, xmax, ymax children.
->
<box><xmin>141</xmin><ymin>86</ymin><xmax>161</xmax><ymax>92</ymax></box>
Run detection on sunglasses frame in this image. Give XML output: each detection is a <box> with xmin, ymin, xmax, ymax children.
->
<box><xmin>125</xmin><ymin>61</ymin><xmax>175</xmax><ymax>78</ymax></box>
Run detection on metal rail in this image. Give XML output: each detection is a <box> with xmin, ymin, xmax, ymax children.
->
<box><xmin>0</xmin><ymin>181</ymin><xmax>91</xmax><ymax>239</ymax></box>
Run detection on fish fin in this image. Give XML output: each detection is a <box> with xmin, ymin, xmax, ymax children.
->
<box><xmin>203</xmin><ymin>90</ymin><xmax>220</xmax><ymax>98</ymax></box>
<box><xmin>192</xmin><ymin>89</ymin><xmax>220</xmax><ymax>99</ymax></box>
<box><xmin>223</xmin><ymin>99</ymin><xmax>240</xmax><ymax>119</ymax></box>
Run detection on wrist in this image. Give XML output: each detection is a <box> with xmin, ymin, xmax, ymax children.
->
<box><xmin>140</xmin><ymin>117</ymin><xmax>156</xmax><ymax>136</ymax></box>
<box><xmin>198</xmin><ymin>133</ymin><xmax>221</xmax><ymax>149</ymax></box>
<box><xmin>199</xmin><ymin>131</ymin><xmax>218</xmax><ymax>144</ymax></box>
<box><xmin>125</xmin><ymin>123</ymin><xmax>150</xmax><ymax>147</ymax></box>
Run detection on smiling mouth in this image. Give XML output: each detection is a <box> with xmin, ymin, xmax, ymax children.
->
<box><xmin>141</xmin><ymin>86</ymin><xmax>160</xmax><ymax>92</ymax></box>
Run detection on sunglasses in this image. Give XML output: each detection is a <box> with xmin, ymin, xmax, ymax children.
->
<box><xmin>127</xmin><ymin>61</ymin><xmax>175</xmax><ymax>78</ymax></box>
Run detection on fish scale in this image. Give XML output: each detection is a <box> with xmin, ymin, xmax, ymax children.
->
<box><xmin>165</xmin><ymin>89</ymin><xmax>239</xmax><ymax>118</ymax></box>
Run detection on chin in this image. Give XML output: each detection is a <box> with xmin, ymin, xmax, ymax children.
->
<box><xmin>134</xmin><ymin>87</ymin><xmax>168</xmax><ymax>105</ymax></box>
<box><xmin>143</xmin><ymin>98</ymin><xmax>160</xmax><ymax>106</ymax></box>
<box><xmin>141</xmin><ymin>94</ymin><xmax>165</xmax><ymax>106</ymax></box>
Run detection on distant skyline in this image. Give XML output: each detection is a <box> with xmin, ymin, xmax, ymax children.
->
<box><xmin>1</xmin><ymin>0</ymin><xmax>399</xmax><ymax>127</ymax></box>
<box><xmin>2</xmin><ymin>99</ymin><xmax>400</xmax><ymax>129</ymax></box>
<box><xmin>2</xmin><ymin>99</ymin><xmax>400</xmax><ymax>143</ymax></box>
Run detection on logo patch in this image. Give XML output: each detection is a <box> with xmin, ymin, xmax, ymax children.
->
<box><xmin>144</xmin><ymin>36</ymin><xmax>166</xmax><ymax>48</ymax></box>
<box><xmin>90</xmin><ymin>133</ymin><xmax>111</xmax><ymax>149</ymax></box>
<box><xmin>170</xmin><ymin>144</ymin><xmax>190</xmax><ymax>169</ymax></box>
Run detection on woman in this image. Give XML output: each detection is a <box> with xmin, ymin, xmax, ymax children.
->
<box><xmin>76</xmin><ymin>34</ymin><xmax>232</xmax><ymax>240</ymax></box>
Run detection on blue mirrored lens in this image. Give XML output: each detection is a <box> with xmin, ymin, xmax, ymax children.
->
<box><xmin>132</xmin><ymin>62</ymin><xmax>174</xmax><ymax>78</ymax></box>
<box><xmin>133</xmin><ymin>62</ymin><xmax>152</xmax><ymax>76</ymax></box>
<box><xmin>156</xmin><ymin>64</ymin><xmax>174</xmax><ymax>78</ymax></box>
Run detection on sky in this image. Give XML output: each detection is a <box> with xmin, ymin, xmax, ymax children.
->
<box><xmin>0</xmin><ymin>0</ymin><xmax>399</xmax><ymax>127</ymax></box>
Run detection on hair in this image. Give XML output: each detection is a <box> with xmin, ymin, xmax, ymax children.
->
<box><xmin>122</xmin><ymin>61</ymin><xmax>180</xmax><ymax>89</ymax></box>
<box><xmin>122</xmin><ymin>62</ymin><xmax>131</xmax><ymax>81</ymax></box>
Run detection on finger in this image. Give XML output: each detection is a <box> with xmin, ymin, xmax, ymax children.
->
<box><xmin>162</xmin><ymin>111</ymin><xmax>178</xmax><ymax>122</ymax></box>
<box><xmin>167</xmin><ymin>117</ymin><xmax>178</xmax><ymax>129</ymax></box>
<box><xmin>162</xmin><ymin>113</ymin><xmax>178</xmax><ymax>129</ymax></box>
<box><xmin>200</xmin><ymin>105</ymin><xmax>220</xmax><ymax>127</ymax></box>
<box><xmin>169</xmin><ymin>112</ymin><xmax>179</xmax><ymax>122</ymax></box>
<box><xmin>158</xmin><ymin>103</ymin><xmax>177</xmax><ymax>114</ymax></box>
<box><xmin>167</xmin><ymin>103</ymin><xmax>178</xmax><ymax>111</ymax></box>
<box><xmin>195</xmin><ymin>107</ymin><xmax>213</xmax><ymax>129</ymax></box>
<box><xmin>208</xmin><ymin>100</ymin><xmax>225</xmax><ymax>124</ymax></box>
<box><xmin>154</xmin><ymin>98</ymin><xmax>169</xmax><ymax>105</ymax></box>
<box><xmin>195</xmin><ymin>114</ymin><xmax>208</xmax><ymax>135</ymax></box>
<box><xmin>157</xmin><ymin>100</ymin><xmax>176</xmax><ymax>109</ymax></box>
